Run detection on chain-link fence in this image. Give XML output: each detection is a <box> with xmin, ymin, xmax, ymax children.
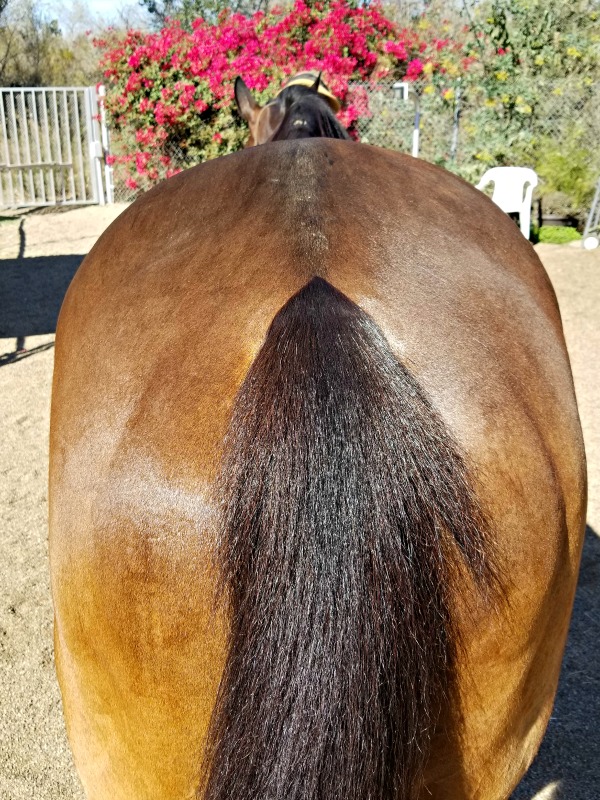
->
<box><xmin>352</xmin><ymin>77</ymin><xmax>600</xmax><ymax>218</ymax></box>
<box><xmin>112</xmin><ymin>76</ymin><xmax>600</xmax><ymax>220</ymax></box>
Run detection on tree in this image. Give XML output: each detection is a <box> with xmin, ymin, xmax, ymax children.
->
<box><xmin>139</xmin><ymin>0</ymin><xmax>278</xmax><ymax>29</ymax></box>
<box><xmin>0</xmin><ymin>0</ymin><xmax>63</xmax><ymax>85</ymax></box>
<box><xmin>0</xmin><ymin>0</ymin><xmax>149</xmax><ymax>87</ymax></box>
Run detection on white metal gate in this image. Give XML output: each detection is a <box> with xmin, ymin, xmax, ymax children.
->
<box><xmin>0</xmin><ymin>86</ymin><xmax>109</xmax><ymax>209</ymax></box>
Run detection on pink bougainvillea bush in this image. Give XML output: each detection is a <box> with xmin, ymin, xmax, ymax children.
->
<box><xmin>96</xmin><ymin>0</ymin><xmax>474</xmax><ymax>190</ymax></box>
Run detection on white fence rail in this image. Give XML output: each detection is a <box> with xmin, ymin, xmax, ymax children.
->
<box><xmin>0</xmin><ymin>86</ymin><xmax>110</xmax><ymax>209</ymax></box>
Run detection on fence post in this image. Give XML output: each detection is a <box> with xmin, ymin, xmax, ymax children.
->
<box><xmin>392</xmin><ymin>82</ymin><xmax>420</xmax><ymax>158</ymax></box>
<box><xmin>98</xmin><ymin>86</ymin><xmax>114</xmax><ymax>204</ymax></box>
<box><xmin>86</xmin><ymin>87</ymin><xmax>105</xmax><ymax>206</ymax></box>
<box><xmin>411</xmin><ymin>90</ymin><xmax>421</xmax><ymax>159</ymax></box>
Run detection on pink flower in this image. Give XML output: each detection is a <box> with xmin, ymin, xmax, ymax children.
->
<box><xmin>135</xmin><ymin>128</ymin><xmax>155</xmax><ymax>146</ymax></box>
<box><xmin>384</xmin><ymin>40</ymin><xmax>408</xmax><ymax>61</ymax></box>
<box><xmin>406</xmin><ymin>58</ymin><xmax>423</xmax><ymax>79</ymax></box>
<box><xmin>135</xmin><ymin>151</ymin><xmax>151</xmax><ymax>174</ymax></box>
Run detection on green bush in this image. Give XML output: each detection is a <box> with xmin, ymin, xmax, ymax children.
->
<box><xmin>537</xmin><ymin>225</ymin><xmax>582</xmax><ymax>244</ymax></box>
<box><xmin>536</xmin><ymin>127</ymin><xmax>596</xmax><ymax>215</ymax></box>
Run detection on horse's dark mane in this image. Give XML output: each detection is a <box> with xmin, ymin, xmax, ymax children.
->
<box><xmin>200</xmin><ymin>278</ymin><xmax>497</xmax><ymax>800</ymax></box>
<box><xmin>271</xmin><ymin>84</ymin><xmax>351</xmax><ymax>141</ymax></box>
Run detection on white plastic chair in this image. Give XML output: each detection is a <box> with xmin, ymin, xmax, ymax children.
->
<box><xmin>476</xmin><ymin>167</ymin><xmax>538</xmax><ymax>239</ymax></box>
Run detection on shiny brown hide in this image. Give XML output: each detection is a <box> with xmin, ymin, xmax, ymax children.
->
<box><xmin>49</xmin><ymin>139</ymin><xmax>586</xmax><ymax>800</ymax></box>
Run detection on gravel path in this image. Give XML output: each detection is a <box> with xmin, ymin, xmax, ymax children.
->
<box><xmin>0</xmin><ymin>207</ymin><xmax>598</xmax><ymax>800</ymax></box>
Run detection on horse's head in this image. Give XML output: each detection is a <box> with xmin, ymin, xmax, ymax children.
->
<box><xmin>234</xmin><ymin>72</ymin><xmax>349</xmax><ymax>146</ymax></box>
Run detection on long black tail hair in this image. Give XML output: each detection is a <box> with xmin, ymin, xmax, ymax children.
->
<box><xmin>201</xmin><ymin>277</ymin><xmax>495</xmax><ymax>800</ymax></box>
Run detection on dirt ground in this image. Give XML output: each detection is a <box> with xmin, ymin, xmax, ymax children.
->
<box><xmin>0</xmin><ymin>206</ymin><xmax>598</xmax><ymax>800</ymax></box>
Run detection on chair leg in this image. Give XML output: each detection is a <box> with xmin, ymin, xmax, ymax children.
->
<box><xmin>520</xmin><ymin>207</ymin><xmax>531</xmax><ymax>239</ymax></box>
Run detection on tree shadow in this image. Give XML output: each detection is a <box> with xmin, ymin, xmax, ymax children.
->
<box><xmin>512</xmin><ymin>525</ymin><xmax>600</xmax><ymax>799</ymax></box>
<box><xmin>0</xmin><ymin>254</ymin><xmax>84</xmax><ymax>338</ymax></box>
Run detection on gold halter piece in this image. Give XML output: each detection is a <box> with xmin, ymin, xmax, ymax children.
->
<box><xmin>278</xmin><ymin>71</ymin><xmax>342</xmax><ymax>113</ymax></box>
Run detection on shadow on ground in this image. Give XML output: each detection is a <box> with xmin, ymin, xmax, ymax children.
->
<box><xmin>512</xmin><ymin>525</ymin><xmax>599</xmax><ymax>799</ymax></box>
<box><xmin>0</xmin><ymin>340</ymin><xmax>55</xmax><ymax>368</ymax></box>
<box><xmin>0</xmin><ymin>254</ymin><xmax>84</xmax><ymax>337</ymax></box>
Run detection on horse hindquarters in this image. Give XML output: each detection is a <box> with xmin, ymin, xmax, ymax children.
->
<box><xmin>49</xmin><ymin>140</ymin><xmax>585</xmax><ymax>800</ymax></box>
<box><xmin>201</xmin><ymin>276</ymin><xmax>495</xmax><ymax>800</ymax></box>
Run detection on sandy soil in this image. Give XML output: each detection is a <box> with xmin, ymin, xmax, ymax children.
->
<box><xmin>0</xmin><ymin>207</ymin><xmax>598</xmax><ymax>800</ymax></box>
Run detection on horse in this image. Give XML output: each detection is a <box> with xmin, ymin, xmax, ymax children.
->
<box><xmin>48</xmin><ymin>74</ymin><xmax>587</xmax><ymax>800</ymax></box>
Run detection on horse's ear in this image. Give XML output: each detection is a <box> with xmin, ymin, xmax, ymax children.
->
<box><xmin>234</xmin><ymin>77</ymin><xmax>260</xmax><ymax>122</ymax></box>
<box><xmin>311</xmin><ymin>72</ymin><xmax>322</xmax><ymax>94</ymax></box>
<box><xmin>263</xmin><ymin>97</ymin><xmax>287</xmax><ymax>139</ymax></box>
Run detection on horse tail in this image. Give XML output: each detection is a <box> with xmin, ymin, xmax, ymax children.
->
<box><xmin>202</xmin><ymin>277</ymin><xmax>494</xmax><ymax>800</ymax></box>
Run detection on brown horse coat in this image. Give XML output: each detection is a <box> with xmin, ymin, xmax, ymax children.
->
<box><xmin>49</xmin><ymin>139</ymin><xmax>586</xmax><ymax>799</ymax></box>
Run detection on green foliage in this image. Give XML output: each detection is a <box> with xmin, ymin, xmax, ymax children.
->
<box><xmin>537</xmin><ymin>225</ymin><xmax>582</xmax><ymax>244</ymax></box>
<box><xmin>536</xmin><ymin>127</ymin><xmax>596</xmax><ymax>213</ymax></box>
<box><xmin>139</xmin><ymin>0</ymin><xmax>268</xmax><ymax>29</ymax></box>
<box><xmin>0</xmin><ymin>0</ymin><xmax>147</xmax><ymax>87</ymax></box>
<box><xmin>0</xmin><ymin>0</ymin><xmax>61</xmax><ymax>85</ymax></box>
<box><xmin>438</xmin><ymin>1</ymin><xmax>600</xmax><ymax>210</ymax></box>
<box><xmin>467</xmin><ymin>0</ymin><xmax>600</xmax><ymax>78</ymax></box>
<box><xmin>1</xmin><ymin>0</ymin><xmax>87</xmax><ymax>85</ymax></box>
